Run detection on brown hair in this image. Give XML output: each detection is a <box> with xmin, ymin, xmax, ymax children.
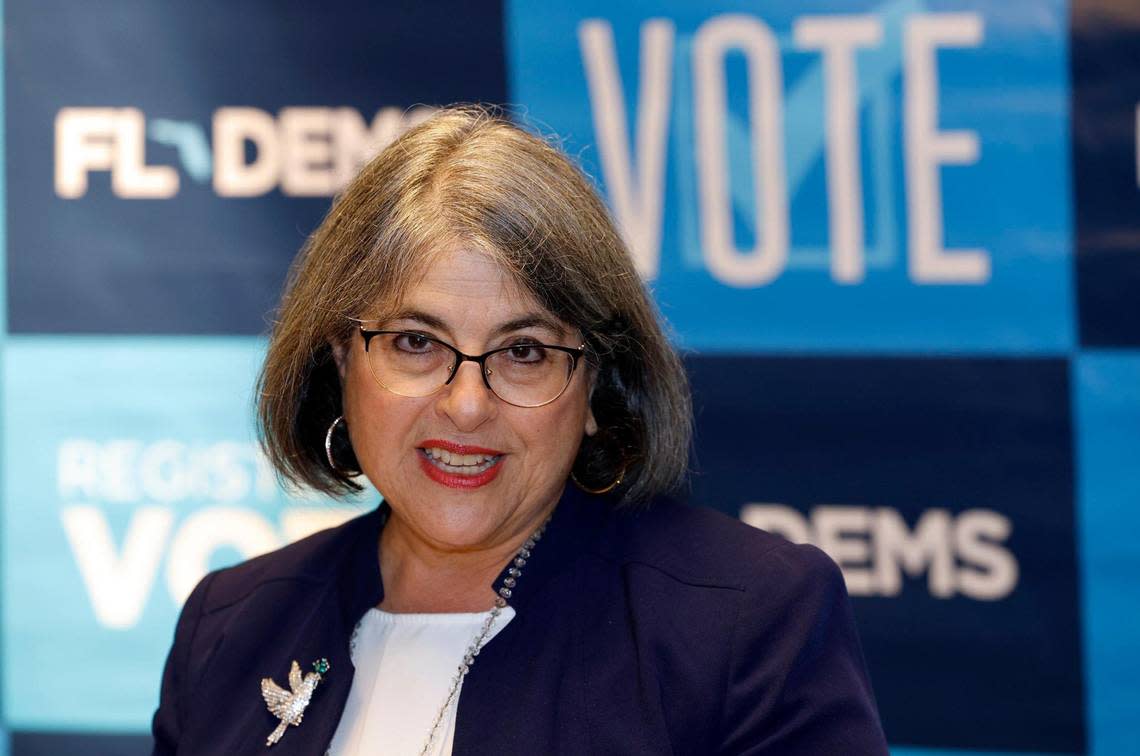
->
<box><xmin>257</xmin><ymin>105</ymin><xmax>691</xmax><ymax>506</ymax></box>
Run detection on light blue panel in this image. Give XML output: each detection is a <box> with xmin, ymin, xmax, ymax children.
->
<box><xmin>1</xmin><ymin>336</ymin><xmax>370</xmax><ymax>730</ymax></box>
<box><xmin>507</xmin><ymin>0</ymin><xmax>1072</xmax><ymax>353</ymax></box>
<box><xmin>892</xmin><ymin>750</ymin><xmax>1072</xmax><ymax>756</ymax></box>
<box><xmin>1074</xmin><ymin>352</ymin><xmax>1140</xmax><ymax>756</ymax></box>
<box><xmin>0</xmin><ymin>0</ymin><xmax>5</xmax><ymax>336</ymax></box>
<box><xmin>0</xmin><ymin>0</ymin><xmax>6</xmax><ymax>335</ymax></box>
<box><xmin>1</xmin><ymin>0</ymin><xmax>10</xmax><ymax>737</ymax></box>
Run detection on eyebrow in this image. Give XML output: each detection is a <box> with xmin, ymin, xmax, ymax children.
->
<box><xmin>380</xmin><ymin>310</ymin><xmax>570</xmax><ymax>340</ymax></box>
<box><xmin>380</xmin><ymin>309</ymin><xmax>448</xmax><ymax>331</ymax></box>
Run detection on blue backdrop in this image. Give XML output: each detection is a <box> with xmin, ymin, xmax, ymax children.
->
<box><xmin>3</xmin><ymin>1</ymin><xmax>1138</xmax><ymax>754</ymax></box>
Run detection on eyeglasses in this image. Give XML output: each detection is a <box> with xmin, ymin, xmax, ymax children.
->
<box><xmin>359</xmin><ymin>328</ymin><xmax>587</xmax><ymax>408</ymax></box>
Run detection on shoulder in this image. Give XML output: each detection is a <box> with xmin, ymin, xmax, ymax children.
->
<box><xmin>580</xmin><ymin>499</ymin><xmax>884</xmax><ymax>752</ymax></box>
<box><xmin>602</xmin><ymin>498</ymin><xmax>840</xmax><ymax>596</ymax></box>
<box><xmin>194</xmin><ymin>505</ymin><xmax>380</xmax><ymax>614</ymax></box>
<box><xmin>607</xmin><ymin>501</ymin><xmax>885</xmax><ymax>752</ymax></box>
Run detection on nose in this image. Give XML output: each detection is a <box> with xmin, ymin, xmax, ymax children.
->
<box><xmin>436</xmin><ymin>360</ymin><xmax>497</xmax><ymax>432</ymax></box>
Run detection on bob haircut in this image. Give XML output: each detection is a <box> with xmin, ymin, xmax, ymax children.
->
<box><xmin>257</xmin><ymin>105</ymin><xmax>691</xmax><ymax>507</ymax></box>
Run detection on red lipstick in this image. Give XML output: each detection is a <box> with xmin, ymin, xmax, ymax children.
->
<box><xmin>417</xmin><ymin>439</ymin><xmax>505</xmax><ymax>456</ymax></box>
<box><xmin>417</xmin><ymin>439</ymin><xmax>505</xmax><ymax>489</ymax></box>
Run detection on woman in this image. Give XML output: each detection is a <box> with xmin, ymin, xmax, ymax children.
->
<box><xmin>152</xmin><ymin>106</ymin><xmax>888</xmax><ymax>755</ymax></box>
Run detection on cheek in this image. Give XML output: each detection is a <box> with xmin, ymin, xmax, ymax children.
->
<box><xmin>527</xmin><ymin>392</ymin><xmax>592</xmax><ymax>468</ymax></box>
<box><xmin>340</xmin><ymin>362</ymin><xmax>374</xmax><ymax>437</ymax></box>
<box><xmin>341</xmin><ymin>362</ymin><xmax>415</xmax><ymax>472</ymax></box>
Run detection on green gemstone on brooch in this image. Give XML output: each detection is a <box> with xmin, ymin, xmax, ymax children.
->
<box><xmin>313</xmin><ymin>658</ymin><xmax>330</xmax><ymax>675</ymax></box>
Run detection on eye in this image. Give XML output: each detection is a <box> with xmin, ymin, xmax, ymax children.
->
<box><xmin>505</xmin><ymin>343</ymin><xmax>547</xmax><ymax>364</ymax></box>
<box><xmin>392</xmin><ymin>333</ymin><xmax>436</xmax><ymax>353</ymax></box>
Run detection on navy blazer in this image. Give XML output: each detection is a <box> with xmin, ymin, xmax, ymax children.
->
<box><xmin>152</xmin><ymin>487</ymin><xmax>888</xmax><ymax>754</ymax></box>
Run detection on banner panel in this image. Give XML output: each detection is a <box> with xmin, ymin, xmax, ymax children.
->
<box><xmin>1074</xmin><ymin>353</ymin><xmax>1140</xmax><ymax>756</ymax></box>
<box><xmin>508</xmin><ymin>0</ymin><xmax>1072</xmax><ymax>353</ymax></box>
<box><xmin>4</xmin><ymin>0</ymin><xmax>507</xmax><ymax>335</ymax></box>
<box><xmin>1</xmin><ymin>337</ymin><xmax>365</xmax><ymax>729</ymax></box>
<box><xmin>686</xmin><ymin>354</ymin><xmax>1083</xmax><ymax>752</ymax></box>
<box><xmin>1071</xmin><ymin>2</ymin><xmax>1140</xmax><ymax>347</ymax></box>
<box><xmin>5</xmin><ymin>1</ymin><xmax>1140</xmax><ymax>754</ymax></box>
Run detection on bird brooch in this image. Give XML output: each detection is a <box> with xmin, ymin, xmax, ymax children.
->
<box><xmin>261</xmin><ymin>658</ymin><xmax>330</xmax><ymax>746</ymax></box>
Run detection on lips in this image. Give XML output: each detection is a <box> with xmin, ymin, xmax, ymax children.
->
<box><xmin>417</xmin><ymin>439</ymin><xmax>505</xmax><ymax>489</ymax></box>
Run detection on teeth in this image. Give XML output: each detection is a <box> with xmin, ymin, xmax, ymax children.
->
<box><xmin>423</xmin><ymin>447</ymin><xmax>500</xmax><ymax>472</ymax></box>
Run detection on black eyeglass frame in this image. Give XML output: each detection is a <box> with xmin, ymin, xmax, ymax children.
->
<box><xmin>358</xmin><ymin>327</ymin><xmax>588</xmax><ymax>408</ymax></box>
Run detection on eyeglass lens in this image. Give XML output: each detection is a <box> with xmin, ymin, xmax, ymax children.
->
<box><xmin>364</xmin><ymin>332</ymin><xmax>576</xmax><ymax>407</ymax></box>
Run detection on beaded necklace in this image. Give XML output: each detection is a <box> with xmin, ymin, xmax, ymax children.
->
<box><xmin>341</xmin><ymin>516</ymin><xmax>551</xmax><ymax>756</ymax></box>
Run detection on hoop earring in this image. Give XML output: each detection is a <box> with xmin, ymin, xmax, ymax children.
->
<box><xmin>570</xmin><ymin>466</ymin><xmax>625</xmax><ymax>496</ymax></box>
<box><xmin>324</xmin><ymin>415</ymin><xmax>360</xmax><ymax>476</ymax></box>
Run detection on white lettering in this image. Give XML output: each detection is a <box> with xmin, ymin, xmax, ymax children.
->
<box><xmin>213</xmin><ymin>107</ymin><xmax>280</xmax><ymax>197</ymax></box>
<box><xmin>62</xmin><ymin>505</ymin><xmax>174</xmax><ymax>629</ymax></box>
<box><xmin>201</xmin><ymin>441</ymin><xmax>257</xmax><ymax>503</ymax></box>
<box><xmin>280</xmin><ymin>108</ymin><xmax>338</xmax><ymax>196</ymax></box>
<box><xmin>99</xmin><ymin>440</ymin><xmax>144</xmax><ymax>503</ymax></box>
<box><xmin>214</xmin><ymin>106</ymin><xmax>430</xmax><ymax>197</ymax></box>
<box><xmin>55</xmin><ymin>438</ymin><xmax>275</xmax><ymax>504</ymax></box>
<box><xmin>55</xmin><ymin>107</ymin><xmax>178</xmax><ymax>198</ymax></box>
<box><xmin>794</xmin><ymin>16</ymin><xmax>883</xmax><ymax>284</ymax></box>
<box><xmin>903</xmin><ymin>13</ymin><xmax>989</xmax><ymax>283</ymax></box>
<box><xmin>55</xmin><ymin>108</ymin><xmax>115</xmax><ymax>198</ymax></box>
<box><xmin>579</xmin><ymin>19</ymin><xmax>674</xmax><ymax>279</ymax></box>
<box><xmin>740</xmin><ymin>503</ymin><xmax>1019</xmax><ymax>600</ymax></box>
<box><xmin>165</xmin><ymin>507</ymin><xmax>281</xmax><ymax>605</ymax></box>
<box><xmin>873</xmin><ymin>507</ymin><xmax>955</xmax><ymax>597</ymax></box>
<box><xmin>693</xmin><ymin>15</ymin><xmax>789</xmax><ymax>286</ymax></box>
<box><xmin>955</xmin><ymin>509</ymin><xmax>1018</xmax><ymax>600</ymax></box>
<box><xmin>62</xmin><ymin>504</ymin><xmax>363</xmax><ymax>626</ymax></box>
<box><xmin>57</xmin><ymin>439</ymin><xmax>101</xmax><ymax>499</ymax></box>
<box><xmin>138</xmin><ymin>441</ymin><xmax>191</xmax><ymax>503</ymax></box>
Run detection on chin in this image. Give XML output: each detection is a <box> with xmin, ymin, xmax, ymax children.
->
<box><xmin>425</xmin><ymin>515</ymin><xmax>504</xmax><ymax>551</ymax></box>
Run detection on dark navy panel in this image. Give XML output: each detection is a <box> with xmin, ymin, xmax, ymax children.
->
<box><xmin>1071</xmin><ymin>2</ymin><xmax>1140</xmax><ymax>347</ymax></box>
<box><xmin>685</xmin><ymin>354</ymin><xmax>1083</xmax><ymax>752</ymax></box>
<box><xmin>5</xmin><ymin>0</ymin><xmax>506</xmax><ymax>334</ymax></box>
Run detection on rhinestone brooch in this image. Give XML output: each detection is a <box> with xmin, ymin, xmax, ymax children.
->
<box><xmin>261</xmin><ymin>658</ymin><xmax>330</xmax><ymax>746</ymax></box>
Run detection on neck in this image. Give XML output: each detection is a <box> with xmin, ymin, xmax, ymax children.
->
<box><xmin>376</xmin><ymin>514</ymin><xmax>536</xmax><ymax>613</ymax></box>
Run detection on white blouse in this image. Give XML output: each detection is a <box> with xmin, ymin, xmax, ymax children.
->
<box><xmin>326</xmin><ymin>606</ymin><xmax>516</xmax><ymax>756</ymax></box>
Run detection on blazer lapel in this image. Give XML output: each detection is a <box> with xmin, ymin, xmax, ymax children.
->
<box><xmin>254</xmin><ymin>507</ymin><xmax>385</xmax><ymax>755</ymax></box>
<box><xmin>182</xmin><ymin>505</ymin><xmax>385</xmax><ymax>756</ymax></box>
<box><xmin>249</xmin><ymin>592</ymin><xmax>356</xmax><ymax>756</ymax></box>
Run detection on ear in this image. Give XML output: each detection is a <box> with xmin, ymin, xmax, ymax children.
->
<box><xmin>584</xmin><ymin>365</ymin><xmax>598</xmax><ymax>437</ymax></box>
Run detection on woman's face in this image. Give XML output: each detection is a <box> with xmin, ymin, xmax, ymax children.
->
<box><xmin>336</xmin><ymin>245</ymin><xmax>597</xmax><ymax>554</ymax></box>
